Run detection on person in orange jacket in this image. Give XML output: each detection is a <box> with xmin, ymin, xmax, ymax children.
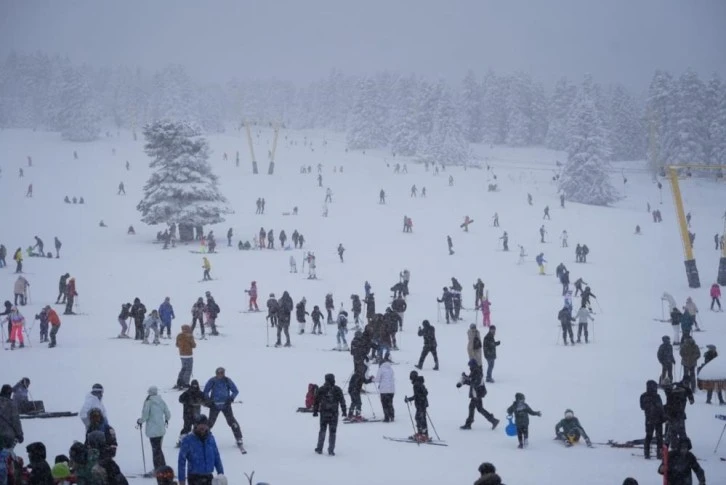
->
<box><xmin>46</xmin><ymin>306</ymin><xmax>61</xmax><ymax>348</ymax></box>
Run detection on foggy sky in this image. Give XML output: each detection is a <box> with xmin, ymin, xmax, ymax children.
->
<box><xmin>1</xmin><ymin>0</ymin><xmax>725</xmax><ymax>88</ymax></box>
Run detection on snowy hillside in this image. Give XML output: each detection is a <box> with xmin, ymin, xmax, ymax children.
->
<box><xmin>1</xmin><ymin>126</ymin><xmax>726</xmax><ymax>485</ymax></box>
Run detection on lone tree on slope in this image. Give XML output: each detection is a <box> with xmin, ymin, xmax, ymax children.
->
<box><xmin>137</xmin><ymin>120</ymin><xmax>231</xmax><ymax>241</ymax></box>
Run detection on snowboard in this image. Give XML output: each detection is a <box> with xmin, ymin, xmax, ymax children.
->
<box><xmin>383</xmin><ymin>436</ymin><xmax>447</xmax><ymax>446</ymax></box>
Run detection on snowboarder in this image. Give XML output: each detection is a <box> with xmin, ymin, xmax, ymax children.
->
<box><xmin>202</xmin><ymin>257</ymin><xmax>211</xmax><ymax>281</ymax></box>
<box><xmin>461</xmin><ymin>216</ymin><xmax>473</xmax><ymax>232</ymax></box>
<box><xmin>558</xmin><ymin>305</ymin><xmax>575</xmax><ymax>345</ymax></box>
<box><xmin>447</xmin><ymin>235</ymin><xmax>454</xmax><ymax>255</ymax></box>
<box><xmin>404</xmin><ymin>371</ymin><xmax>429</xmax><ymax>442</ymax></box>
<box><xmin>312</xmin><ymin>373</ymin><xmax>346</xmax><ymax>456</ymax></box>
<box><xmin>506</xmin><ymin>393</ymin><xmax>542</xmax><ymax>449</ymax></box>
<box><xmin>458</xmin><ymin>359</ymin><xmax>499</xmax><ymax>430</ymax></box>
<box><xmin>136</xmin><ymin>386</ymin><xmax>171</xmax><ymax>471</ymax></box>
<box><xmin>178</xmin><ymin>415</ymin><xmax>225</xmax><ymax>483</ymax></box>
<box><xmin>543</xmin><ymin>206</ymin><xmax>550</xmax><ymax>220</ymax></box>
<box><xmin>415</xmin><ymin>320</ymin><xmax>439</xmax><ymax>370</ymax></box>
<box><xmin>202</xmin><ymin>367</ymin><xmax>244</xmax><ymax>448</ymax></box>
<box><xmin>158</xmin><ymin>297</ymin><xmax>175</xmax><ymax>338</ymax></box>
<box><xmin>640</xmin><ymin>379</ymin><xmax>664</xmax><ymax>459</ymax></box>
<box><xmin>500</xmin><ymin>231</ymin><xmax>509</xmax><ymax>251</ymax></box>
<box><xmin>337</xmin><ymin>243</ymin><xmax>345</xmax><ymax>262</ymax></box>
<box><xmin>658</xmin><ymin>336</ymin><xmax>676</xmax><ymax>383</ymax></box>
<box><xmin>711</xmin><ymin>283</ymin><xmax>722</xmax><ymax>311</ymax></box>
<box><xmin>575</xmin><ymin>304</ymin><xmax>594</xmax><ymax>343</ymax></box>
<box><xmin>482</xmin><ymin>326</ymin><xmax>499</xmax><ymax>382</ymax></box>
<box><xmin>554</xmin><ymin>409</ymin><xmax>592</xmax><ymax>447</ymax></box>
<box><xmin>175</xmin><ymin>325</ymin><xmax>196</xmax><ymax>389</ymax></box>
<box><xmin>245</xmin><ymin>281</ymin><xmax>259</xmax><ymax>311</ymax></box>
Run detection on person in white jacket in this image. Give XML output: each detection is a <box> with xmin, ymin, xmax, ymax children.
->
<box><xmin>684</xmin><ymin>297</ymin><xmax>701</xmax><ymax>331</ymax></box>
<box><xmin>662</xmin><ymin>292</ymin><xmax>677</xmax><ymax>312</ymax></box>
<box><xmin>137</xmin><ymin>386</ymin><xmax>171</xmax><ymax>471</ymax></box>
<box><xmin>80</xmin><ymin>383</ymin><xmax>107</xmax><ymax>428</ymax></box>
<box><xmin>375</xmin><ymin>354</ymin><xmax>395</xmax><ymax>422</ymax></box>
<box><xmin>575</xmin><ymin>305</ymin><xmax>594</xmax><ymax>343</ymax></box>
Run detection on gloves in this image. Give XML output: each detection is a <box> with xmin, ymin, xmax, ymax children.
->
<box><xmin>404</xmin><ymin>397</ymin><xmax>410</xmax><ymax>403</ymax></box>
<box><xmin>137</xmin><ymin>419</ymin><xmax>143</xmax><ymax>426</ymax></box>
<box><xmin>456</xmin><ymin>383</ymin><xmax>462</xmax><ymax>389</ymax></box>
<box><xmin>536</xmin><ymin>412</ymin><xmax>542</xmax><ymax>417</ymax></box>
<box><xmin>312</xmin><ymin>412</ymin><xmax>318</xmax><ymax>417</ymax></box>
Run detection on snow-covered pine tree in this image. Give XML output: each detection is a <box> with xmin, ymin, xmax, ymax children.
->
<box><xmin>136</xmin><ymin>121</ymin><xmax>231</xmax><ymax>241</ymax></box>
<box><xmin>418</xmin><ymin>83</ymin><xmax>470</xmax><ymax>167</ymax></box>
<box><xmin>481</xmin><ymin>71</ymin><xmax>509</xmax><ymax>144</ymax></box>
<box><xmin>346</xmin><ymin>77</ymin><xmax>388</xmax><ymax>150</ymax></box>
<box><xmin>460</xmin><ymin>70</ymin><xmax>485</xmax><ymax>143</ymax></box>
<box><xmin>150</xmin><ymin>65</ymin><xmax>197</xmax><ymax>125</ymax></box>
<box><xmin>559</xmin><ymin>75</ymin><xmax>618</xmax><ymax>206</ymax></box>
<box><xmin>704</xmin><ymin>75</ymin><xmax>722</xmax><ymax>166</ymax></box>
<box><xmin>606</xmin><ymin>84</ymin><xmax>645</xmax><ymax>161</ymax></box>
<box><xmin>709</xmin><ymin>80</ymin><xmax>726</xmax><ymax>168</ymax></box>
<box><xmin>646</xmin><ymin>70</ymin><xmax>677</xmax><ymax>174</ymax></box>
<box><xmin>546</xmin><ymin>77</ymin><xmax>577</xmax><ymax>150</ymax></box>
<box><xmin>670</xmin><ymin>70</ymin><xmax>707</xmax><ymax>167</ymax></box>
<box><xmin>57</xmin><ymin>65</ymin><xmax>101</xmax><ymax>142</ymax></box>
<box><xmin>389</xmin><ymin>75</ymin><xmax>420</xmax><ymax>156</ymax></box>
<box><xmin>505</xmin><ymin>72</ymin><xmax>535</xmax><ymax>146</ymax></box>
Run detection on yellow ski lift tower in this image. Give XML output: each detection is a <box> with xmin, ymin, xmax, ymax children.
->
<box><xmin>243</xmin><ymin>121</ymin><xmax>258</xmax><ymax>174</ymax></box>
<box><xmin>243</xmin><ymin>120</ymin><xmax>282</xmax><ymax>175</ymax></box>
<box><xmin>666</xmin><ymin>165</ymin><xmax>726</xmax><ymax>288</ymax></box>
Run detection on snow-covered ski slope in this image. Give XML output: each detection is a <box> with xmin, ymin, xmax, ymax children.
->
<box><xmin>1</xmin><ymin>127</ymin><xmax>725</xmax><ymax>485</ymax></box>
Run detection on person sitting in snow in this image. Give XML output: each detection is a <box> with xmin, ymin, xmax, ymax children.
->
<box><xmin>554</xmin><ymin>409</ymin><xmax>592</xmax><ymax>447</ymax></box>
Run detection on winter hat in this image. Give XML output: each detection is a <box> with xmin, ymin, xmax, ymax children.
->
<box><xmin>515</xmin><ymin>392</ymin><xmax>525</xmax><ymax>401</ymax></box>
<box><xmin>478</xmin><ymin>462</ymin><xmax>496</xmax><ymax>475</ymax></box>
<box><xmin>662</xmin><ymin>336</ymin><xmax>670</xmax><ymax>343</ymax></box>
<box><xmin>195</xmin><ymin>414</ymin><xmax>209</xmax><ymax>425</ymax></box>
<box><xmin>324</xmin><ymin>373</ymin><xmax>335</xmax><ymax>385</ymax></box>
<box><xmin>564</xmin><ymin>409</ymin><xmax>574</xmax><ymax>418</ymax></box>
<box><xmin>215</xmin><ymin>367</ymin><xmax>225</xmax><ymax>376</ymax></box>
<box><xmin>0</xmin><ymin>384</ymin><xmax>12</xmax><ymax>398</ymax></box>
<box><xmin>409</xmin><ymin>370</ymin><xmax>419</xmax><ymax>381</ymax></box>
<box><xmin>339</xmin><ymin>310</ymin><xmax>348</xmax><ymax>317</ymax></box>
<box><xmin>707</xmin><ymin>344</ymin><xmax>717</xmax><ymax>351</ymax></box>
<box><xmin>622</xmin><ymin>479</ymin><xmax>638</xmax><ymax>485</ymax></box>
<box><xmin>469</xmin><ymin>323</ymin><xmax>476</xmax><ymax>330</ymax></box>
<box><xmin>190</xmin><ymin>379</ymin><xmax>200</xmax><ymax>389</ymax></box>
<box><xmin>87</xmin><ymin>430</ymin><xmax>107</xmax><ymax>449</ymax></box>
<box><xmin>147</xmin><ymin>386</ymin><xmax>158</xmax><ymax>396</ymax></box>
<box><xmin>422</xmin><ymin>320</ymin><xmax>431</xmax><ymax>327</ymax></box>
<box><xmin>270</xmin><ymin>293</ymin><xmax>275</xmax><ymax>298</ymax></box>
<box><xmin>489</xmin><ymin>325</ymin><xmax>496</xmax><ymax>331</ymax></box>
<box><xmin>91</xmin><ymin>383</ymin><xmax>104</xmax><ymax>395</ymax></box>
<box><xmin>468</xmin><ymin>358</ymin><xmax>478</xmax><ymax>368</ymax></box>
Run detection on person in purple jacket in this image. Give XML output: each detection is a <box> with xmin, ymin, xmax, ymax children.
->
<box><xmin>159</xmin><ymin>297</ymin><xmax>175</xmax><ymax>339</ymax></box>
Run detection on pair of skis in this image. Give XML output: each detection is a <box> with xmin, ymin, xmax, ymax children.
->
<box><xmin>383</xmin><ymin>436</ymin><xmax>447</xmax><ymax>446</ymax></box>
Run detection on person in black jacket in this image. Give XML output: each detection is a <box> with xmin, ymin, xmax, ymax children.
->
<box><xmin>26</xmin><ymin>441</ymin><xmax>54</xmax><ymax>485</ymax></box>
<box><xmin>437</xmin><ymin>288</ymin><xmax>455</xmax><ymax>324</ymax></box>
<box><xmin>663</xmin><ymin>379</ymin><xmax>694</xmax><ymax>446</ymax></box>
<box><xmin>56</xmin><ymin>273</ymin><xmax>70</xmax><ymax>304</ymax></box>
<box><xmin>364</xmin><ymin>293</ymin><xmax>376</xmax><ymax>322</ymax></box>
<box><xmin>266</xmin><ymin>294</ymin><xmax>279</xmax><ymax>328</ymax></box>
<box><xmin>325</xmin><ymin>294</ymin><xmax>335</xmax><ymax>324</ymax></box>
<box><xmin>660</xmin><ymin>437</ymin><xmax>706</xmax><ymax>485</ymax></box>
<box><xmin>639</xmin><ymin>380</ymin><xmax>664</xmax><ymax>459</ymax></box>
<box><xmin>700</xmin><ymin>345</ymin><xmax>724</xmax><ymax>404</ymax></box>
<box><xmin>473</xmin><ymin>278</ymin><xmax>485</xmax><ymax>309</ymax></box>
<box><xmin>177</xmin><ymin>380</ymin><xmax>205</xmax><ymax>446</ymax></box>
<box><xmin>580</xmin><ymin>286</ymin><xmax>596</xmax><ymax>309</ymax></box>
<box><xmin>404</xmin><ymin>371</ymin><xmax>429</xmax><ymax>442</ymax></box>
<box><xmin>191</xmin><ymin>297</ymin><xmax>205</xmax><ymax>338</ymax></box>
<box><xmin>383</xmin><ymin>309</ymin><xmax>401</xmax><ymax>350</ymax></box>
<box><xmin>558</xmin><ymin>306</ymin><xmax>575</xmax><ymax>345</ymax></box>
<box><xmin>296</xmin><ymin>298</ymin><xmax>309</xmax><ymax>334</ymax></box>
<box><xmin>130</xmin><ymin>297</ymin><xmax>147</xmax><ymax>341</ymax></box>
<box><xmin>482</xmin><ymin>326</ymin><xmax>500</xmax><ymax>383</ymax></box>
<box><xmin>657</xmin><ymin>336</ymin><xmax>676</xmax><ymax>383</ymax></box>
<box><xmin>350</xmin><ymin>330</ymin><xmax>369</xmax><ymax>374</ymax></box>
<box><xmin>415</xmin><ymin>320</ymin><xmax>439</xmax><ymax>370</ymax></box>
<box><xmin>351</xmin><ymin>294</ymin><xmax>362</xmax><ymax>325</ymax></box>
<box><xmin>313</xmin><ymin>374</ymin><xmax>347</xmax><ymax>456</ymax></box>
<box><xmin>347</xmin><ymin>368</ymin><xmax>373</xmax><ymax>420</ymax></box>
<box><xmin>1</xmin><ymin>300</ymin><xmax>13</xmax><ymax>343</ymax></box>
<box><xmin>204</xmin><ymin>293</ymin><xmax>220</xmax><ymax>336</ymax></box>
<box><xmin>391</xmin><ymin>296</ymin><xmax>407</xmax><ymax>330</ymax></box>
<box><xmin>458</xmin><ymin>359</ymin><xmax>499</xmax><ymax>430</ymax></box>
<box><xmin>277</xmin><ymin>291</ymin><xmax>293</xmax><ymax>347</ymax></box>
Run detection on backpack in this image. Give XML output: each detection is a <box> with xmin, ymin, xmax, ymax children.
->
<box><xmin>305</xmin><ymin>384</ymin><xmax>318</xmax><ymax>409</ymax></box>
<box><xmin>319</xmin><ymin>386</ymin><xmax>338</xmax><ymax>413</ymax></box>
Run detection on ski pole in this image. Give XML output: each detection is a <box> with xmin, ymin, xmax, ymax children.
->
<box><xmin>363</xmin><ymin>383</ymin><xmax>377</xmax><ymax>419</ymax></box>
<box><xmin>265</xmin><ymin>318</ymin><xmax>269</xmax><ymax>347</ymax></box>
<box><xmin>595</xmin><ymin>298</ymin><xmax>603</xmax><ymax>314</ymax></box>
<box><xmin>136</xmin><ymin>422</ymin><xmax>147</xmax><ymax>474</ymax></box>
<box><xmin>426</xmin><ymin>411</ymin><xmax>441</xmax><ymax>441</ymax></box>
<box><xmin>714</xmin><ymin>423</ymin><xmax>726</xmax><ymax>453</ymax></box>
<box><xmin>22</xmin><ymin>327</ymin><xmax>32</xmax><ymax>347</ymax></box>
<box><xmin>405</xmin><ymin>401</ymin><xmax>419</xmax><ymax>445</ymax></box>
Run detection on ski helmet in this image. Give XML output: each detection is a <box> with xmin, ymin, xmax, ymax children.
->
<box><xmin>564</xmin><ymin>409</ymin><xmax>574</xmax><ymax>419</ymax></box>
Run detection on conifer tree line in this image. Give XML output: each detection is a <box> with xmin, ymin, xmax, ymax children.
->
<box><xmin>1</xmin><ymin>52</ymin><xmax>724</xmax><ymax>173</ymax></box>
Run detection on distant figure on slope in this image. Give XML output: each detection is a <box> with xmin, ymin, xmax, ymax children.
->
<box><xmin>202</xmin><ymin>257</ymin><xmax>211</xmax><ymax>281</ymax></box>
<box><xmin>447</xmin><ymin>236</ymin><xmax>454</xmax><ymax>255</ymax></box>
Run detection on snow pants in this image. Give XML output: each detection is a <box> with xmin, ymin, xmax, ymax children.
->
<box><xmin>644</xmin><ymin>421</ymin><xmax>663</xmax><ymax>458</ymax></box>
<box><xmin>418</xmin><ymin>346</ymin><xmax>438</xmax><ymax>368</ymax></box>
<box><xmin>177</xmin><ymin>357</ymin><xmax>193</xmax><ymax>388</ymax></box>
<box><xmin>414</xmin><ymin>406</ymin><xmax>427</xmax><ymax>435</ymax></box>
<box><xmin>10</xmin><ymin>324</ymin><xmax>24</xmax><ymax>345</ymax></box>
<box><xmin>144</xmin><ymin>325</ymin><xmax>159</xmax><ymax>343</ymax></box>
<box><xmin>191</xmin><ymin>315</ymin><xmax>204</xmax><ymax>336</ymax></box>
<box><xmin>249</xmin><ymin>297</ymin><xmax>258</xmax><ymax>311</ymax></box>
<box><xmin>316</xmin><ymin>416</ymin><xmax>338</xmax><ymax>453</ymax></box>
<box><xmin>160</xmin><ymin>320</ymin><xmax>171</xmax><ymax>338</ymax></box>
<box><xmin>337</xmin><ymin>328</ymin><xmax>347</xmax><ymax>346</ymax></box>
<box><xmin>517</xmin><ymin>425</ymin><xmax>529</xmax><ymax>445</ymax></box>
<box><xmin>64</xmin><ymin>296</ymin><xmax>75</xmax><ymax>314</ymax></box>
<box><xmin>149</xmin><ymin>436</ymin><xmax>166</xmax><ymax>469</ymax></box>
<box><xmin>465</xmin><ymin>398</ymin><xmax>496</xmax><ymax>427</ymax></box>
<box><xmin>482</xmin><ymin>312</ymin><xmax>491</xmax><ymax>327</ymax></box>
<box><xmin>711</xmin><ymin>297</ymin><xmax>721</xmax><ymax>311</ymax></box>
<box><xmin>577</xmin><ymin>322</ymin><xmax>589</xmax><ymax>342</ymax></box>
<box><xmin>208</xmin><ymin>403</ymin><xmax>242</xmax><ymax>442</ymax></box>
<box><xmin>49</xmin><ymin>325</ymin><xmax>59</xmax><ymax>347</ymax></box>
<box><xmin>380</xmin><ymin>394</ymin><xmax>395</xmax><ymax>422</ymax></box>
<box><xmin>660</xmin><ymin>363</ymin><xmax>673</xmax><ymax>382</ymax></box>
<box><xmin>561</xmin><ymin>323</ymin><xmax>574</xmax><ymax>344</ymax></box>
<box><xmin>277</xmin><ymin>321</ymin><xmax>291</xmax><ymax>345</ymax></box>
<box><xmin>39</xmin><ymin>320</ymin><xmax>48</xmax><ymax>341</ymax></box>
<box><xmin>349</xmin><ymin>391</ymin><xmax>362</xmax><ymax>417</ymax></box>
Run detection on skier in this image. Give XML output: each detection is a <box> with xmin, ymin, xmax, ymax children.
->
<box><xmin>296</xmin><ymin>297</ymin><xmax>309</xmax><ymax>334</ymax></box>
<box><xmin>306</xmin><ymin>252</ymin><xmax>316</xmax><ymax>279</ymax></box>
<box><xmin>202</xmin><ymin>367</ymin><xmax>244</xmax><ymax>449</ymax></box>
<box><xmin>9</xmin><ymin>307</ymin><xmax>25</xmax><ymax>350</ymax></box>
<box><xmin>482</xmin><ymin>326</ymin><xmax>499</xmax><ymax>382</ymax></box>
<box><xmin>178</xmin><ymin>415</ymin><xmax>225</xmax><ymax>484</ymax></box>
<box><xmin>492</xmin><ymin>212</ymin><xmax>499</xmax><ymax>227</ymax></box>
<box><xmin>204</xmin><ymin>292</ymin><xmax>220</xmax><ymax>336</ymax></box>
<box><xmin>13</xmin><ymin>247</ymin><xmax>23</xmax><ymax>273</ymax></box>
<box><xmin>79</xmin><ymin>384</ymin><xmax>108</xmax><ymax>427</ymax></box>
<box><xmin>481</xmin><ymin>298</ymin><xmax>492</xmax><ymax>327</ymax></box>
<box><xmin>142</xmin><ymin>309</ymin><xmax>162</xmax><ymax>345</ymax></box>
<box><xmin>473</xmin><ymin>279</ymin><xmax>485</xmax><ymax>309</ymax></box>
<box><xmin>325</xmin><ymin>187</ymin><xmax>332</xmax><ymax>203</ymax></box>
<box><xmin>310</xmin><ymin>305</ymin><xmax>323</xmax><ymax>334</ymax></box>
<box><xmin>663</xmin><ymin>378</ymin><xmax>694</xmax><ymax>446</ymax></box>
<box><xmin>45</xmin><ymin>305</ymin><xmax>61</xmax><ymax>348</ymax></box>
<box><xmin>379</xmin><ymin>189</ymin><xmax>386</xmax><ymax>204</ymax></box>
<box><xmin>710</xmin><ymin>283</ymin><xmax>722</xmax><ymax>311</ymax></box>
<box><xmin>276</xmin><ymin>291</ymin><xmax>293</xmax><ymax>347</ymax></box>
<box><xmin>136</xmin><ymin>386</ymin><xmax>171</xmax><ymax>471</ymax></box>
<box><xmin>245</xmin><ymin>281</ymin><xmax>259</xmax><ymax>311</ymax></box>
<box><xmin>467</xmin><ymin>323</ymin><xmax>483</xmax><ymax>367</ymax></box>
<box><xmin>190</xmin><ymin>298</ymin><xmax>205</xmax><ymax>338</ymax></box>
<box><xmin>575</xmin><ymin>304</ymin><xmax>594</xmax><ymax>343</ymax></box>
<box><xmin>175</xmin><ymin>325</ymin><xmax>196</xmax><ymax>389</ymax></box>
<box><xmin>660</xmin><ymin>437</ymin><xmax>706</xmax><ymax>485</ymax></box>
<box><xmin>347</xmin><ymin>368</ymin><xmax>371</xmax><ymax>420</ymax></box>
<box><xmin>580</xmin><ymin>286</ymin><xmax>596</xmax><ymax>310</ymax></box>
<box><xmin>14</xmin><ymin>275</ymin><xmax>29</xmax><ymax>306</ymax></box>
<box><xmin>639</xmin><ymin>380</ymin><xmax>664</xmax><ymax>460</ymax></box>
<box><xmin>266</xmin><ymin>293</ymin><xmax>279</xmax><ymax>328</ymax></box>
<box><xmin>336</xmin><ymin>310</ymin><xmax>349</xmax><ymax>350</ymax></box>
<box><xmin>226</xmin><ymin>228</ymin><xmax>233</xmax><ymax>247</ymax></box>
<box><xmin>573</xmin><ymin>277</ymin><xmax>587</xmax><ymax>297</ymax></box>
<box><xmin>581</xmin><ymin>244</ymin><xmax>590</xmax><ymax>263</ymax></box>
<box><xmin>458</xmin><ymin>359</ymin><xmax>499</xmax><ymax>430</ymax></box>
<box><xmin>500</xmin><ymin>231</ymin><xmax>509</xmax><ymax>251</ymax></box>
<box><xmin>130</xmin><ymin>297</ymin><xmax>147</xmax><ymax>340</ymax></box>
<box><xmin>679</xmin><ymin>336</ymin><xmax>700</xmax><ymax>392</ymax></box>
<box><xmin>364</xmin><ymin>292</ymin><xmax>376</xmax><ymax>322</ymax></box>
<box><xmin>554</xmin><ymin>409</ymin><xmax>593</xmax><ymax>447</ymax></box>
<box><xmin>117</xmin><ymin>182</ymin><xmax>125</xmax><ymax>195</ymax></box>
<box><xmin>351</xmin><ymin>294</ymin><xmax>362</xmax><ymax>325</ymax></box>
<box><xmin>447</xmin><ymin>235</ymin><xmax>454</xmax><ymax>255</ymax></box>
<box><xmin>575</xmin><ymin>244</ymin><xmax>583</xmax><ymax>263</ymax></box>
<box><xmin>701</xmin><ymin>345</ymin><xmax>725</xmax><ymax>404</ymax></box>
<box><xmin>312</xmin><ymin>373</ymin><xmax>346</xmax><ymax>456</ymax></box>
<box><xmin>267</xmin><ymin>229</ymin><xmax>274</xmax><ymax>249</ymax></box>
<box><xmin>158</xmin><ymin>297</ymin><xmax>175</xmax><ymax>339</ymax></box>
<box><xmin>539</xmin><ymin>225</ymin><xmax>546</xmax><ymax>243</ymax></box>
<box><xmin>292</xmin><ymin>230</ymin><xmax>300</xmax><ymax>248</ymax></box>
<box><xmin>415</xmin><ymin>320</ymin><xmax>439</xmax><ymax>370</ymax></box>
<box><xmin>177</xmin><ymin>380</ymin><xmax>204</xmax><ymax>446</ymax></box>
<box><xmin>560</xmin><ymin>230</ymin><xmax>568</xmax><ymax>248</ymax></box>
<box><xmin>337</xmin><ymin>243</ymin><xmax>345</xmax><ymax>262</ymax></box>
<box><xmin>560</xmin><ymin>193</ymin><xmax>565</xmax><ymax>208</ymax></box>
<box><xmin>437</xmin><ymin>288</ymin><xmax>455</xmax><ymax>324</ymax></box>
<box><xmin>202</xmin><ymin>257</ymin><xmax>211</xmax><ymax>281</ymax></box>
<box><xmin>411</xmin><ymin>185</ymin><xmax>417</xmax><ymax>197</ymax></box>
<box><xmin>258</xmin><ymin>227</ymin><xmax>266</xmax><ymax>249</ymax></box>
<box><xmin>518</xmin><ymin>245</ymin><xmax>527</xmax><ymax>264</ymax></box>
<box><xmin>506</xmin><ymin>393</ymin><xmax>542</xmax><ymax>449</ymax></box>
<box><xmin>543</xmin><ymin>206</ymin><xmax>550</xmax><ymax>220</ymax></box>
<box><xmin>535</xmin><ymin>253</ymin><xmax>546</xmax><ymax>275</ymax></box>
<box><xmin>289</xmin><ymin>254</ymin><xmax>297</xmax><ymax>273</ymax></box>
<box><xmin>55</xmin><ymin>273</ymin><xmax>70</xmax><ymax>304</ymax></box>
<box><xmin>658</xmin><ymin>336</ymin><xmax>676</xmax><ymax>383</ymax></box>
<box><xmin>404</xmin><ymin>371</ymin><xmax>429</xmax><ymax>442</ymax></box>
<box><xmin>558</xmin><ymin>305</ymin><xmax>575</xmax><ymax>346</ymax></box>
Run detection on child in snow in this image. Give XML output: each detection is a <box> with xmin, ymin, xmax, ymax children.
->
<box><xmin>336</xmin><ymin>310</ymin><xmax>349</xmax><ymax>350</ymax></box>
<box><xmin>506</xmin><ymin>393</ymin><xmax>542</xmax><ymax>449</ymax></box>
<box><xmin>289</xmin><ymin>255</ymin><xmax>297</xmax><ymax>273</ymax></box>
<box><xmin>555</xmin><ymin>409</ymin><xmax>592</xmax><ymax>447</ymax></box>
<box><xmin>310</xmin><ymin>305</ymin><xmax>323</xmax><ymax>335</ymax></box>
<box><xmin>481</xmin><ymin>298</ymin><xmax>492</xmax><ymax>327</ymax></box>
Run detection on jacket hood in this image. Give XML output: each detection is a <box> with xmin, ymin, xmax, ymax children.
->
<box><xmin>324</xmin><ymin>373</ymin><xmax>335</xmax><ymax>385</ymax></box>
<box><xmin>181</xmin><ymin>324</ymin><xmax>191</xmax><ymax>332</ymax></box>
<box><xmin>148</xmin><ymin>386</ymin><xmax>158</xmax><ymax>396</ymax></box>
<box><xmin>646</xmin><ymin>380</ymin><xmax>658</xmax><ymax>393</ymax></box>
<box><xmin>26</xmin><ymin>442</ymin><xmax>46</xmax><ymax>461</ymax></box>
<box><xmin>662</xmin><ymin>336</ymin><xmax>670</xmax><ymax>343</ymax></box>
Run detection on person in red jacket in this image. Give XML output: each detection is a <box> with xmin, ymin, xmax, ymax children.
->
<box><xmin>710</xmin><ymin>283</ymin><xmax>722</xmax><ymax>311</ymax></box>
<box><xmin>245</xmin><ymin>281</ymin><xmax>259</xmax><ymax>311</ymax></box>
<box><xmin>47</xmin><ymin>306</ymin><xmax>61</xmax><ymax>348</ymax></box>
<box><xmin>64</xmin><ymin>277</ymin><xmax>77</xmax><ymax>315</ymax></box>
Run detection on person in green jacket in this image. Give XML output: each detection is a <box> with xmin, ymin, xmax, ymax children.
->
<box><xmin>555</xmin><ymin>409</ymin><xmax>592</xmax><ymax>447</ymax></box>
<box><xmin>506</xmin><ymin>392</ymin><xmax>542</xmax><ymax>449</ymax></box>
<box><xmin>137</xmin><ymin>386</ymin><xmax>171</xmax><ymax>473</ymax></box>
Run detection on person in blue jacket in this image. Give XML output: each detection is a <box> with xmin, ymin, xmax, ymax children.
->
<box><xmin>158</xmin><ymin>297</ymin><xmax>175</xmax><ymax>339</ymax></box>
<box><xmin>178</xmin><ymin>415</ymin><xmax>224</xmax><ymax>485</ymax></box>
<box><xmin>536</xmin><ymin>253</ymin><xmax>547</xmax><ymax>275</ymax></box>
<box><xmin>202</xmin><ymin>367</ymin><xmax>243</xmax><ymax>448</ymax></box>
